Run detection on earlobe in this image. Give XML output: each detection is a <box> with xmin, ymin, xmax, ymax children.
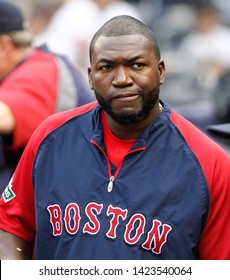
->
<box><xmin>88</xmin><ymin>76</ymin><xmax>94</xmax><ymax>90</ymax></box>
<box><xmin>88</xmin><ymin>79</ymin><xmax>94</xmax><ymax>90</ymax></box>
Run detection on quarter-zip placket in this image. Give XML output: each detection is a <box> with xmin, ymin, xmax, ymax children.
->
<box><xmin>91</xmin><ymin>139</ymin><xmax>146</xmax><ymax>192</ymax></box>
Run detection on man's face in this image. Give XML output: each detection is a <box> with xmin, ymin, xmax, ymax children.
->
<box><xmin>88</xmin><ymin>34</ymin><xmax>165</xmax><ymax>124</ymax></box>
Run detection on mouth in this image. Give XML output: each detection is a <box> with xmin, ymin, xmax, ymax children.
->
<box><xmin>112</xmin><ymin>92</ymin><xmax>139</xmax><ymax>102</ymax></box>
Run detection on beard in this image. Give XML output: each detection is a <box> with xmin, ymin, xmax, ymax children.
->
<box><xmin>94</xmin><ymin>86</ymin><xmax>160</xmax><ymax>124</ymax></box>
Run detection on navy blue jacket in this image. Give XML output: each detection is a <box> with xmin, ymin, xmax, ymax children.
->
<box><xmin>0</xmin><ymin>101</ymin><xmax>230</xmax><ymax>259</ymax></box>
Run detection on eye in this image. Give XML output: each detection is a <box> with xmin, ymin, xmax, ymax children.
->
<box><xmin>99</xmin><ymin>64</ymin><xmax>113</xmax><ymax>71</ymax></box>
<box><xmin>132</xmin><ymin>62</ymin><xmax>145</xmax><ymax>69</ymax></box>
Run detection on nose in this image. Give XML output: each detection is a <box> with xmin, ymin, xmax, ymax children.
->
<box><xmin>112</xmin><ymin>66</ymin><xmax>133</xmax><ymax>87</ymax></box>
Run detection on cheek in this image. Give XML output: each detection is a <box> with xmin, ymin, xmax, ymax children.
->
<box><xmin>135</xmin><ymin>73</ymin><xmax>159</xmax><ymax>90</ymax></box>
<box><xmin>91</xmin><ymin>74</ymin><xmax>112</xmax><ymax>91</ymax></box>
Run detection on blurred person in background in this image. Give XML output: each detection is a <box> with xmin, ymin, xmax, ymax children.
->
<box><xmin>0</xmin><ymin>1</ymin><xmax>94</xmax><ymax>192</ymax></box>
<box><xmin>174</xmin><ymin>3</ymin><xmax>230</xmax><ymax>129</ymax></box>
<box><xmin>27</xmin><ymin>0</ymin><xmax>65</xmax><ymax>43</ymax></box>
<box><xmin>145</xmin><ymin>1</ymin><xmax>230</xmax><ymax>131</ymax></box>
<box><xmin>29</xmin><ymin>0</ymin><xmax>143</xmax><ymax>79</ymax></box>
<box><xmin>178</xmin><ymin>3</ymin><xmax>230</xmax><ymax>91</ymax></box>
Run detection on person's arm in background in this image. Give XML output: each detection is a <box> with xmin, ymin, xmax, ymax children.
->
<box><xmin>0</xmin><ymin>229</ymin><xmax>33</xmax><ymax>260</ymax></box>
<box><xmin>0</xmin><ymin>101</ymin><xmax>15</xmax><ymax>134</ymax></box>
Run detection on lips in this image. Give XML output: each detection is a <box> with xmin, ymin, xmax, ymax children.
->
<box><xmin>112</xmin><ymin>92</ymin><xmax>139</xmax><ymax>101</ymax></box>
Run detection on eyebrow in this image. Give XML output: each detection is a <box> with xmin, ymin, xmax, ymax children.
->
<box><xmin>96</xmin><ymin>55</ymin><xmax>145</xmax><ymax>65</ymax></box>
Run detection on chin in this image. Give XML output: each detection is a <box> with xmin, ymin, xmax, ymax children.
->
<box><xmin>110</xmin><ymin>110</ymin><xmax>146</xmax><ymax>124</ymax></box>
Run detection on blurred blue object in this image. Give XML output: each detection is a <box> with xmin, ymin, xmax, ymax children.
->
<box><xmin>0</xmin><ymin>136</ymin><xmax>11</xmax><ymax>193</ymax></box>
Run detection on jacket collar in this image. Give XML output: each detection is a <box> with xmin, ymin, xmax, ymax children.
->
<box><xmin>91</xmin><ymin>101</ymin><xmax>171</xmax><ymax>150</ymax></box>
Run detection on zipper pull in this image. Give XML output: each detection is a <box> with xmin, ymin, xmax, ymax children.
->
<box><xmin>107</xmin><ymin>176</ymin><xmax>115</xmax><ymax>192</ymax></box>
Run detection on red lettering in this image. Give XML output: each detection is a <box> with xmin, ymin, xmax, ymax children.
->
<box><xmin>83</xmin><ymin>202</ymin><xmax>103</xmax><ymax>234</ymax></box>
<box><xmin>142</xmin><ymin>219</ymin><xmax>172</xmax><ymax>254</ymax></box>
<box><xmin>124</xmin><ymin>214</ymin><xmax>146</xmax><ymax>244</ymax></box>
<box><xmin>47</xmin><ymin>202</ymin><xmax>172</xmax><ymax>255</ymax></box>
<box><xmin>47</xmin><ymin>204</ymin><xmax>63</xmax><ymax>236</ymax></box>
<box><xmin>64</xmin><ymin>203</ymin><xmax>81</xmax><ymax>234</ymax></box>
<box><xmin>106</xmin><ymin>205</ymin><xmax>128</xmax><ymax>239</ymax></box>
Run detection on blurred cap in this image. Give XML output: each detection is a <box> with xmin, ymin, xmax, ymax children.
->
<box><xmin>207</xmin><ymin>123</ymin><xmax>230</xmax><ymax>138</ymax></box>
<box><xmin>207</xmin><ymin>123</ymin><xmax>230</xmax><ymax>154</ymax></box>
<box><xmin>0</xmin><ymin>1</ymin><xmax>25</xmax><ymax>35</ymax></box>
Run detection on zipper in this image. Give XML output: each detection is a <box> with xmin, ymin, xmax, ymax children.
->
<box><xmin>91</xmin><ymin>139</ymin><xmax>146</xmax><ymax>192</ymax></box>
<box><xmin>107</xmin><ymin>176</ymin><xmax>115</xmax><ymax>192</ymax></box>
<box><xmin>91</xmin><ymin>139</ymin><xmax>114</xmax><ymax>192</ymax></box>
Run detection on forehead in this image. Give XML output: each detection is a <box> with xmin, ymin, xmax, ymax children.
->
<box><xmin>92</xmin><ymin>34</ymin><xmax>155</xmax><ymax>61</ymax></box>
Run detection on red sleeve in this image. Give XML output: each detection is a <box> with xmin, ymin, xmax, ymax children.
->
<box><xmin>0</xmin><ymin>102</ymin><xmax>97</xmax><ymax>242</ymax></box>
<box><xmin>0</xmin><ymin>136</ymin><xmax>37</xmax><ymax>242</ymax></box>
<box><xmin>0</xmin><ymin>51</ymin><xmax>58</xmax><ymax>150</ymax></box>
<box><xmin>170</xmin><ymin>109</ymin><xmax>230</xmax><ymax>259</ymax></box>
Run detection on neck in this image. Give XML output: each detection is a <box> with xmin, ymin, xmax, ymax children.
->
<box><xmin>105</xmin><ymin>101</ymin><xmax>163</xmax><ymax>140</ymax></box>
<box><xmin>1</xmin><ymin>46</ymin><xmax>33</xmax><ymax>81</ymax></box>
<box><xmin>14</xmin><ymin>46</ymin><xmax>34</xmax><ymax>65</ymax></box>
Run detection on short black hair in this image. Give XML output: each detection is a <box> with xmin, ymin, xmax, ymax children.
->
<box><xmin>89</xmin><ymin>15</ymin><xmax>161</xmax><ymax>63</ymax></box>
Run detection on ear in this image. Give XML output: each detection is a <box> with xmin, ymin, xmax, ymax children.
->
<box><xmin>87</xmin><ymin>66</ymin><xmax>94</xmax><ymax>90</ymax></box>
<box><xmin>158</xmin><ymin>60</ymin><xmax>166</xmax><ymax>85</ymax></box>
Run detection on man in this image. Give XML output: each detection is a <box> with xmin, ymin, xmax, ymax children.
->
<box><xmin>0</xmin><ymin>1</ymin><xmax>94</xmax><ymax>191</ymax></box>
<box><xmin>0</xmin><ymin>15</ymin><xmax>230</xmax><ymax>260</ymax></box>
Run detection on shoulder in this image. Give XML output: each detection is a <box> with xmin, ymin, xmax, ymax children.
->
<box><xmin>35</xmin><ymin>101</ymin><xmax>97</xmax><ymax>134</ymax></box>
<box><xmin>169</xmin><ymin>108</ymin><xmax>230</xmax><ymax>186</ymax></box>
<box><xmin>27</xmin><ymin>101</ymin><xmax>98</xmax><ymax>153</ymax></box>
<box><xmin>169</xmin><ymin>108</ymin><xmax>226</xmax><ymax>153</ymax></box>
<box><xmin>3</xmin><ymin>49</ymin><xmax>58</xmax><ymax>84</ymax></box>
<box><xmin>25</xmin><ymin>49</ymin><xmax>57</xmax><ymax>65</ymax></box>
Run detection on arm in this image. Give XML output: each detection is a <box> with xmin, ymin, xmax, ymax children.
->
<box><xmin>0</xmin><ymin>229</ymin><xmax>33</xmax><ymax>260</ymax></box>
<box><xmin>0</xmin><ymin>101</ymin><xmax>15</xmax><ymax>134</ymax></box>
<box><xmin>197</xmin><ymin>151</ymin><xmax>230</xmax><ymax>259</ymax></box>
